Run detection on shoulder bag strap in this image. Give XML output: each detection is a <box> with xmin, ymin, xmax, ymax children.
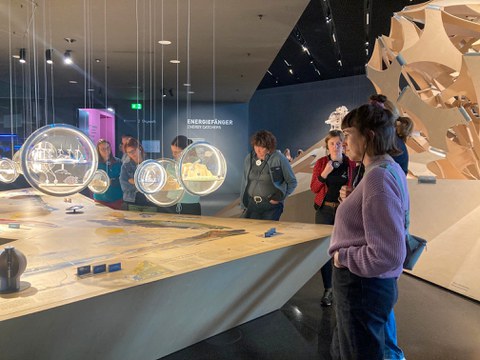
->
<box><xmin>380</xmin><ymin>163</ymin><xmax>410</xmax><ymax>231</ymax></box>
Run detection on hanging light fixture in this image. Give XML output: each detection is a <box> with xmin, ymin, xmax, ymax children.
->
<box><xmin>63</xmin><ymin>50</ymin><xmax>73</xmax><ymax>65</ymax></box>
<box><xmin>46</xmin><ymin>49</ymin><xmax>53</xmax><ymax>64</ymax></box>
<box><xmin>19</xmin><ymin>48</ymin><xmax>26</xmax><ymax>64</ymax></box>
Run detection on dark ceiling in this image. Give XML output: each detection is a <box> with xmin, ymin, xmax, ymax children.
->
<box><xmin>258</xmin><ymin>0</ymin><xmax>426</xmax><ymax>90</ymax></box>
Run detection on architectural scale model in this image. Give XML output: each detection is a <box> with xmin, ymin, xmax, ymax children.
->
<box><xmin>0</xmin><ymin>189</ymin><xmax>331</xmax><ymax>359</ymax></box>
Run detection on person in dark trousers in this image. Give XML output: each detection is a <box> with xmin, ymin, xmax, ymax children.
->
<box><xmin>310</xmin><ymin>130</ymin><xmax>357</xmax><ymax>306</ymax></box>
<box><xmin>240</xmin><ymin>130</ymin><xmax>297</xmax><ymax>221</ymax></box>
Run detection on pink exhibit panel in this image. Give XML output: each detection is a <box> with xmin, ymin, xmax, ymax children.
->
<box><xmin>78</xmin><ymin>109</ymin><xmax>116</xmax><ymax>155</ymax></box>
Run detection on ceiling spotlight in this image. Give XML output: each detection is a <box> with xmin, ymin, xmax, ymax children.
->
<box><xmin>95</xmin><ymin>59</ymin><xmax>101</xmax><ymax>63</ymax></box>
<box><xmin>69</xmin><ymin>80</ymin><xmax>78</xmax><ymax>84</ymax></box>
<box><xmin>107</xmin><ymin>107</ymin><xmax>115</xmax><ymax>113</ymax></box>
<box><xmin>64</xmin><ymin>50</ymin><xmax>73</xmax><ymax>65</ymax></box>
<box><xmin>169</xmin><ymin>59</ymin><xmax>180</xmax><ymax>64</ymax></box>
<box><xmin>158</xmin><ymin>40</ymin><xmax>171</xmax><ymax>45</ymax></box>
<box><xmin>46</xmin><ymin>49</ymin><xmax>53</xmax><ymax>64</ymax></box>
<box><xmin>19</xmin><ymin>48</ymin><xmax>26</xmax><ymax>64</ymax></box>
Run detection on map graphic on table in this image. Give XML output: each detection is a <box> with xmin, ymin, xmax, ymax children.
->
<box><xmin>0</xmin><ymin>188</ymin><xmax>332</xmax><ymax>322</ymax></box>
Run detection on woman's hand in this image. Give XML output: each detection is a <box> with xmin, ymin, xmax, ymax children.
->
<box><xmin>333</xmin><ymin>251</ymin><xmax>345</xmax><ymax>268</ymax></box>
<box><xmin>338</xmin><ymin>185</ymin><xmax>353</xmax><ymax>203</ymax></box>
<box><xmin>321</xmin><ymin>161</ymin><xmax>335</xmax><ymax>178</ymax></box>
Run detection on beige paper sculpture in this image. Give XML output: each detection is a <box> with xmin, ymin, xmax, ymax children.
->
<box><xmin>367</xmin><ymin>0</ymin><xmax>480</xmax><ymax>180</ymax></box>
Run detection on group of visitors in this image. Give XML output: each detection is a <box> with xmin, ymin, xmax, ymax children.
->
<box><xmin>241</xmin><ymin>93</ymin><xmax>413</xmax><ymax>360</ymax></box>
<box><xmin>93</xmin><ymin>134</ymin><xmax>200</xmax><ymax>215</ymax></box>
<box><xmin>93</xmin><ymin>91</ymin><xmax>412</xmax><ymax>359</ymax></box>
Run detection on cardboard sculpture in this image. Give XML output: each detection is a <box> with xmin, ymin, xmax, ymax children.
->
<box><xmin>367</xmin><ymin>0</ymin><xmax>480</xmax><ymax>179</ymax></box>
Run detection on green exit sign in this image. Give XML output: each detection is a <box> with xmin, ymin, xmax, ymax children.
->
<box><xmin>131</xmin><ymin>103</ymin><xmax>142</xmax><ymax>110</ymax></box>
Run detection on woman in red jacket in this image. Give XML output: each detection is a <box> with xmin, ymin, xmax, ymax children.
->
<box><xmin>310</xmin><ymin>130</ymin><xmax>357</xmax><ymax>306</ymax></box>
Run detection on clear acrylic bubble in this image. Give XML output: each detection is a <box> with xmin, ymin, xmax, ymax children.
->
<box><xmin>21</xmin><ymin>124</ymin><xmax>98</xmax><ymax>196</ymax></box>
<box><xmin>146</xmin><ymin>158</ymin><xmax>184</xmax><ymax>207</ymax></box>
<box><xmin>12</xmin><ymin>148</ymin><xmax>23</xmax><ymax>175</ymax></box>
<box><xmin>88</xmin><ymin>169</ymin><xmax>110</xmax><ymax>194</ymax></box>
<box><xmin>177</xmin><ymin>142</ymin><xmax>227</xmax><ymax>196</ymax></box>
<box><xmin>0</xmin><ymin>158</ymin><xmax>19</xmax><ymax>183</ymax></box>
<box><xmin>134</xmin><ymin>159</ymin><xmax>167</xmax><ymax>195</ymax></box>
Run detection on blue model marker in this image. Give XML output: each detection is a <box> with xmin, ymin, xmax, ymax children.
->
<box><xmin>77</xmin><ymin>265</ymin><xmax>91</xmax><ymax>276</ymax></box>
<box><xmin>93</xmin><ymin>264</ymin><xmax>107</xmax><ymax>274</ymax></box>
<box><xmin>108</xmin><ymin>263</ymin><xmax>122</xmax><ymax>272</ymax></box>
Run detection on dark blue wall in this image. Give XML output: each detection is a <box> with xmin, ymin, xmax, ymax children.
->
<box><xmin>113</xmin><ymin>100</ymin><xmax>249</xmax><ymax>194</ymax></box>
<box><xmin>249</xmin><ymin>75</ymin><xmax>375</xmax><ymax>155</ymax></box>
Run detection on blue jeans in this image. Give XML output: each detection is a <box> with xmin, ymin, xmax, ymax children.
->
<box><xmin>384</xmin><ymin>310</ymin><xmax>405</xmax><ymax>359</ymax></box>
<box><xmin>331</xmin><ymin>267</ymin><xmax>398</xmax><ymax>360</ymax></box>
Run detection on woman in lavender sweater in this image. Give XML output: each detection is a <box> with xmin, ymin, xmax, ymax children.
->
<box><xmin>328</xmin><ymin>104</ymin><xmax>409</xmax><ymax>360</ymax></box>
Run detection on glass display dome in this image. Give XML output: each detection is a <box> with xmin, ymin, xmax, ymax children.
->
<box><xmin>134</xmin><ymin>159</ymin><xmax>168</xmax><ymax>195</ymax></box>
<box><xmin>0</xmin><ymin>158</ymin><xmax>19</xmax><ymax>183</ymax></box>
<box><xmin>177</xmin><ymin>142</ymin><xmax>227</xmax><ymax>196</ymax></box>
<box><xmin>88</xmin><ymin>169</ymin><xmax>110</xmax><ymax>194</ymax></box>
<box><xmin>146</xmin><ymin>158</ymin><xmax>185</xmax><ymax>207</ymax></box>
<box><xmin>20</xmin><ymin>124</ymin><xmax>98</xmax><ymax>196</ymax></box>
<box><xmin>12</xmin><ymin>148</ymin><xmax>23</xmax><ymax>175</ymax></box>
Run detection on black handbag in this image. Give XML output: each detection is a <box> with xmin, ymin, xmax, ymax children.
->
<box><xmin>381</xmin><ymin>164</ymin><xmax>427</xmax><ymax>270</ymax></box>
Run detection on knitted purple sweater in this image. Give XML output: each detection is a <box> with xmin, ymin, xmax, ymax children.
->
<box><xmin>328</xmin><ymin>160</ymin><xmax>408</xmax><ymax>278</ymax></box>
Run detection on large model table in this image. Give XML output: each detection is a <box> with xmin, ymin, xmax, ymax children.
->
<box><xmin>0</xmin><ymin>189</ymin><xmax>331</xmax><ymax>360</ymax></box>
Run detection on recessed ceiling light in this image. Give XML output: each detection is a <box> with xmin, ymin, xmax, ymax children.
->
<box><xmin>12</xmin><ymin>55</ymin><xmax>20</xmax><ymax>59</ymax></box>
<box><xmin>69</xmin><ymin>80</ymin><xmax>78</xmax><ymax>84</ymax></box>
<box><xmin>188</xmin><ymin>91</ymin><xmax>195</xmax><ymax>94</ymax></box>
<box><xmin>170</xmin><ymin>60</ymin><xmax>180</xmax><ymax>64</ymax></box>
<box><xmin>158</xmin><ymin>40</ymin><xmax>171</xmax><ymax>45</ymax></box>
<box><xmin>183</xmin><ymin>83</ymin><xmax>191</xmax><ymax>87</ymax></box>
<box><xmin>88</xmin><ymin>88</ymin><xmax>95</xmax><ymax>92</ymax></box>
<box><xmin>95</xmin><ymin>59</ymin><xmax>101</xmax><ymax>63</ymax></box>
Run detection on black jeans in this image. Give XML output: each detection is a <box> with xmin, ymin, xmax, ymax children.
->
<box><xmin>331</xmin><ymin>267</ymin><xmax>397</xmax><ymax>360</ymax></box>
<box><xmin>315</xmin><ymin>205</ymin><xmax>336</xmax><ymax>289</ymax></box>
<box><xmin>244</xmin><ymin>201</ymin><xmax>284</xmax><ymax>221</ymax></box>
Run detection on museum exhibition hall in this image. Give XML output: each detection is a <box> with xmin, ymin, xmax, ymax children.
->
<box><xmin>0</xmin><ymin>0</ymin><xmax>479</xmax><ymax>359</ymax></box>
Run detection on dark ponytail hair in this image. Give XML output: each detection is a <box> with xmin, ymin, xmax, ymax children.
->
<box><xmin>171</xmin><ymin>135</ymin><xmax>192</xmax><ymax>150</ymax></box>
